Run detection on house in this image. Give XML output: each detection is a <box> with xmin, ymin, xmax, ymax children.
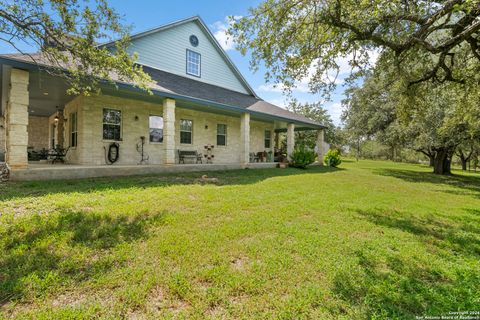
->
<box><xmin>0</xmin><ymin>16</ymin><xmax>326</xmax><ymax>181</ymax></box>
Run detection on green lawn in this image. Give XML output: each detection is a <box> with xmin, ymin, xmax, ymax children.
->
<box><xmin>1</xmin><ymin>160</ymin><xmax>479</xmax><ymax>319</ymax></box>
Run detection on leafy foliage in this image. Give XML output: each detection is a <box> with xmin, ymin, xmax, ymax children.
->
<box><xmin>342</xmin><ymin>50</ymin><xmax>480</xmax><ymax>174</ymax></box>
<box><xmin>323</xmin><ymin>149</ymin><xmax>342</xmax><ymax>167</ymax></box>
<box><xmin>287</xmin><ymin>100</ymin><xmax>344</xmax><ymax>149</ymax></box>
<box><xmin>289</xmin><ymin>144</ymin><xmax>316</xmax><ymax>169</ymax></box>
<box><xmin>0</xmin><ymin>0</ymin><xmax>152</xmax><ymax>94</ymax></box>
<box><xmin>229</xmin><ymin>0</ymin><xmax>480</xmax><ymax>96</ymax></box>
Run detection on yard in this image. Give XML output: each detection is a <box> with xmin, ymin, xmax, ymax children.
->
<box><xmin>0</xmin><ymin>160</ymin><xmax>479</xmax><ymax>319</ymax></box>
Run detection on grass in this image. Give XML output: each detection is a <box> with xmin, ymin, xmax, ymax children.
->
<box><xmin>0</xmin><ymin>159</ymin><xmax>479</xmax><ymax>319</ymax></box>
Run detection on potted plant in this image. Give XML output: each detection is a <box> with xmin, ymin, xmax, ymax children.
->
<box><xmin>278</xmin><ymin>154</ymin><xmax>288</xmax><ymax>168</ymax></box>
<box><xmin>267</xmin><ymin>150</ymin><xmax>273</xmax><ymax>162</ymax></box>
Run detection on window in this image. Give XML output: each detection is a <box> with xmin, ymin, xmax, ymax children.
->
<box><xmin>103</xmin><ymin>108</ymin><xmax>121</xmax><ymax>140</ymax></box>
<box><xmin>264</xmin><ymin>130</ymin><xmax>271</xmax><ymax>148</ymax></box>
<box><xmin>149</xmin><ymin>115</ymin><xmax>164</xmax><ymax>143</ymax></box>
<box><xmin>70</xmin><ymin>112</ymin><xmax>78</xmax><ymax>147</ymax></box>
<box><xmin>180</xmin><ymin>119</ymin><xmax>193</xmax><ymax>144</ymax></box>
<box><xmin>217</xmin><ymin>124</ymin><xmax>227</xmax><ymax>146</ymax></box>
<box><xmin>186</xmin><ymin>49</ymin><xmax>201</xmax><ymax>77</ymax></box>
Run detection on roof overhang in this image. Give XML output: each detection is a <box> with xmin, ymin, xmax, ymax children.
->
<box><xmin>0</xmin><ymin>56</ymin><xmax>326</xmax><ymax>130</ymax></box>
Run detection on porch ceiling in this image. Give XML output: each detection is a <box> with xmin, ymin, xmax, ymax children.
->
<box><xmin>28</xmin><ymin>71</ymin><xmax>74</xmax><ymax>117</ymax></box>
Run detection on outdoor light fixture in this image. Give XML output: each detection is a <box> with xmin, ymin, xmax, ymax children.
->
<box><xmin>54</xmin><ymin>106</ymin><xmax>59</xmax><ymax>123</ymax></box>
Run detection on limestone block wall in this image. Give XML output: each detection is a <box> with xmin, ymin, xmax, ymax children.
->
<box><xmin>27</xmin><ymin>116</ymin><xmax>49</xmax><ymax>150</ymax></box>
<box><xmin>175</xmin><ymin>107</ymin><xmax>241</xmax><ymax>163</ymax></box>
<box><xmin>63</xmin><ymin>96</ymin><xmax>82</xmax><ymax>163</ymax></box>
<box><xmin>250</xmin><ymin>120</ymin><xmax>275</xmax><ymax>154</ymax></box>
<box><xmin>62</xmin><ymin>95</ymin><xmax>158</xmax><ymax>165</ymax></box>
<box><xmin>65</xmin><ymin>94</ymin><xmax>275</xmax><ymax>165</ymax></box>
<box><xmin>0</xmin><ymin>116</ymin><xmax>5</xmax><ymax>154</ymax></box>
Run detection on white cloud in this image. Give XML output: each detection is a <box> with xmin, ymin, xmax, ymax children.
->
<box><xmin>211</xmin><ymin>16</ymin><xmax>241</xmax><ymax>51</ymax></box>
<box><xmin>266</xmin><ymin>98</ymin><xmax>288</xmax><ymax>109</ymax></box>
<box><xmin>324</xmin><ymin>102</ymin><xmax>344</xmax><ymax>126</ymax></box>
<box><xmin>258</xmin><ymin>50</ymin><xmax>379</xmax><ymax>95</ymax></box>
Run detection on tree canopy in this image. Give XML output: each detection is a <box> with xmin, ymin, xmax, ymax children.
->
<box><xmin>342</xmin><ymin>57</ymin><xmax>480</xmax><ymax>174</ymax></box>
<box><xmin>0</xmin><ymin>0</ymin><xmax>151</xmax><ymax>94</ymax></box>
<box><xmin>229</xmin><ymin>0</ymin><xmax>480</xmax><ymax>95</ymax></box>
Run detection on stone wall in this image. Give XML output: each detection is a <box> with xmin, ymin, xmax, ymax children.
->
<box><xmin>0</xmin><ymin>116</ymin><xmax>5</xmax><ymax>154</ymax></box>
<box><xmin>64</xmin><ymin>94</ymin><xmax>275</xmax><ymax>165</ymax></box>
<box><xmin>27</xmin><ymin>116</ymin><xmax>49</xmax><ymax>150</ymax></box>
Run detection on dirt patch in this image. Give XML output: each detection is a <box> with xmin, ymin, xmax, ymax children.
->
<box><xmin>145</xmin><ymin>285</ymin><xmax>190</xmax><ymax>316</ymax></box>
<box><xmin>231</xmin><ymin>256</ymin><xmax>249</xmax><ymax>272</ymax></box>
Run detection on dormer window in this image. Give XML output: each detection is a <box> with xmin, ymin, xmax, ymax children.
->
<box><xmin>186</xmin><ymin>49</ymin><xmax>201</xmax><ymax>77</ymax></box>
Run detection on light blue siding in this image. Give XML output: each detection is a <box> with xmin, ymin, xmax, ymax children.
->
<box><xmin>126</xmin><ymin>20</ymin><xmax>250</xmax><ymax>94</ymax></box>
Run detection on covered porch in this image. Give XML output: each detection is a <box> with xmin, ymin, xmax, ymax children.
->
<box><xmin>1</xmin><ymin>65</ymin><xmax>326</xmax><ymax>181</ymax></box>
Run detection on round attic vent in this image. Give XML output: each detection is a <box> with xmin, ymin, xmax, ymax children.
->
<box><xmin>189</xmin><ymin>35</ymin><xmax>199</xmax><ymax>47</ymax></box>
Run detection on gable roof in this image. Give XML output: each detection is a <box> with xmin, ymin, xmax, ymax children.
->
<box><xmin>101</xmin><ymin>16</ymin><xmax>258</xmax><ymax>98</ymax></box>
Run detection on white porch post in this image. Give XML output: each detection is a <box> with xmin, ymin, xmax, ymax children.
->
<box><xmin>287</xmin><ymin>123</ymin><xmax>295</xmax><ymax>160</ymax></box>
<box><xmin>240</xmin><ymin>112</ymin><xmax>250</xmax><ymax>166</ymax></box>
<box><xmin>316</xmin><ymin>129</ymin><xmax>325</xmax><ymax>165</ymax></box>
<box><xmin>5</xmin><ymin>68</ymin><xmax>29</xmax><ymax>169</ymax></box>
<box><xmin>163</xmin><ymin>98</ymin><xmax>176</xmax><ymax>164</ymax></box>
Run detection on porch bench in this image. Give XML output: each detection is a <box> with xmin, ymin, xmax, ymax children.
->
<box><xmin>178</xmin><ymin>150</ymin><xmax>203</xmax><ymax>164</ymax></box>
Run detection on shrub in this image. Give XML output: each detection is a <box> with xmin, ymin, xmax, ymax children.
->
<box><xmin>324</xmin><ymin>149</ymin><xmax>342</xmax><ymax>167</ymax></box>
<box><xmin>289</xmin><ymin>145</ymin><xmax>317</xmax><ymax>169</ymax></box>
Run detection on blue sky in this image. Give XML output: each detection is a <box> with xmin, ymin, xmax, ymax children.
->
<box><xmin>0</xmin><ymin>0</ymin><xmax>351</xmax><ymax>125</ymax></box>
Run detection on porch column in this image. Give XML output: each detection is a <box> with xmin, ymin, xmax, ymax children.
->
<box><xmin>316</xmin><ymin>129</ymin><xmax>325</xmax><ymax>165</ymax></box>
<box><xmin>163</xmin><ymin>98</ymin><xmax>176</xmax><ymax>164</ymax></box>
<box><xmin>240</xmin><ymin>112</ymin><xmax>250</xmax><ymax>166</ymax></box>
<box><xmin>287</xmin><ymin>123</ymin><xmax>295</xmax><ymax>160</ymax></box>
<box><xmin>5</xmin><ymin>68</ymin><xmax>29</xmax><ymax>169</ymax></box>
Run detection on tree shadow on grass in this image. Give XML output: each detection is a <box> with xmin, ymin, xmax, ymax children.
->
<box><xmin>0</xmin><ymin>209</ymin><xmax>166</xmax><ymax>306</ymax></box>
<box><xmin>332</xmin><ymin>249</ymin><xmax>478</xmax><ymax>319</ymax></box>
<box><xmin>0</xmin><ymin>166</ymin><xmax>343</xmax><ymax>202</ymax></box>
<box><xmin>355</xmin><ymin>208</ymin><xmax>480</xmax><ymax>256</ymax></box>
<box><xmin>331</xmin><ymin>208</ymin><xmax>480</xmax><ymax>318</ymax></box>
<box><xmin>373</xmin><ymin>168</ymin><xmax>480</xmax><ymax>198</ymax></box>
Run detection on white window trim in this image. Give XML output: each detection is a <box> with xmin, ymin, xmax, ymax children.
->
<box><xmin>102</xmin><ymin>108</ymin><xmax>122</xmax><ymax>142</ymax></box>
<box><xmin>186</xmin><ymin>49</ymin><xmax>201</xmax><ymax>77</ymax></box>
<box><xmin>149</xmin><ymin>114</ymin><xmax>164</xmax><ymax>144</ymax></box>
<box><xmin>265</xmin><ymin>129</ymin><xmax>272</xmax><ymax>148</ymax></box>
<box><xmin>180</xmin><ymin>119</ymin><xmax>193</xmax><ymax>145</ymax></box>
<box><xmin>70</xmin><ymin>111</ymin><xmax>78</xmax><ymax>149</ymax></box>
<box><xmin>216</xmin><ymin>123</ymin><xmax>227</xmax><ymax>147</ymax></box>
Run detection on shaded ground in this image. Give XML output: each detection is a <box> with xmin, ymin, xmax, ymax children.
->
<box><xmin>0</xmin><ymin>160</ymin><xmax>479</xmax><ymax>319</ymax></box>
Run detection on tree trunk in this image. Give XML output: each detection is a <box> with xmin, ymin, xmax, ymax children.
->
<box><xmin>460</xmin><ymin>158</ymin><xmax>467</xmax><ymax>171</ymax></box>
<box><xmin>433</xmin><ymin>148</ymin><xmax>452</xmax><ymax>175</ymax></box>
<box><xmin>456</xmin><ymin>148</ymin><xmax>473</xmax><ymax>171</ymax></box>
<box><xmin>418</xmin><ymin>149</ymin><xmax>435</xmax><ymax>167</ymax></box>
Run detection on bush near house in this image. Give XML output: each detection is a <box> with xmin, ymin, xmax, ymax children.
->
<box><xmin>324</xmin><ymin>149</ymin><xmax>342</xmax><ymax>167</ymax></box>
<box><xmin>289</xmin><ymin>145</ymin><xmax>317</xmax><ymax>169</ymax></box>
